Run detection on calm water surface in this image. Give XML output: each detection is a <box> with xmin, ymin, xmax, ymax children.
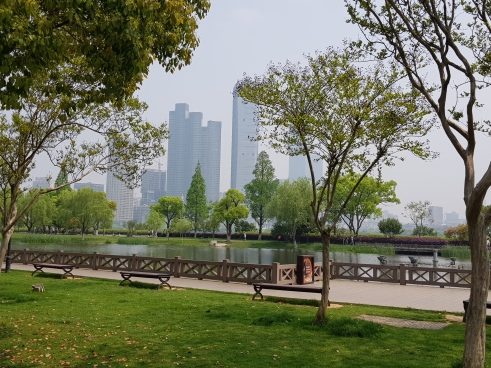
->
<box><xmin>13</xmin><ymin>242</ymin><xmax>472</xmax><ymax>268</ymax></box>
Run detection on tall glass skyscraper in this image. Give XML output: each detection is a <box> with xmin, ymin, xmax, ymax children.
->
<box><xmin>166</xmin><ymin>103</ymin><xmax>221</xmax><ymax>202</ymax></box>
<box><xmin>141</xmin><ymin>169</ymin><xmax>166</xmax><ymax>205</ymax></box>
<box><xmin>230</xmin><ymin>87</ymin><xmax>258</xmax><ymax>192</ymax></box>
<box><xmin>288</xmin><ymin>155</ymin><xmax>324</xmax><ymax>181</ymax></box>
<box><xmin>106</xmin><ymin>172</ymin><xmax>134</xmax><ymax>227</ymax></box>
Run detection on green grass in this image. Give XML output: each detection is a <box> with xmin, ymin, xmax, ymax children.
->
<box><xmin>0</xmin><ymin>271</ymin><xmax>489</xmax><ymax>367</ymax></box>
<box><xmin>440</xmin><ymin>246</ymin><xmax>471</xmax><ymax>259</ymax></box>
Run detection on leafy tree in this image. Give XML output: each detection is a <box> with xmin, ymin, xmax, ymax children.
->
<box><xmin>126</xmin><ymin>221</ymin><xmax>137</xmax><ymax>238</ymax></box>
<box><xmin>239</xmin><ymin>48</ymin><xmax>431</xmax><ymax>323</ymax></box>
<box><xmin>378</xmin><ymin>218</ymin><xmax>403</xmax><ymax>237</ymax></box>
<box><xmin>202</xmin><ymin>203</ymin><xmax>221</xmax><ymax>238</ymax></box>
<box><xmin>153</xmin><ymin>196</ymin><xmax>184</xmax><ymax>238</ymax></box>
<box><xmin>244</xmin><ymin>151</ymin><xmax>279</xmax><ymax>240</ymax></box>
<box><xmin>0</xmin><ymin>75</ymin><xmax>166</xmax><ymax>268</ymax></box>
<box><xmin>404</xmin><ymin>201</ymin><xmax>432</xmax><ymax>235</ymax></box>
<box><xmin>412</xmin><ymin>225</ymin><xmax>437</xmax><ymax>237</ymax></box>
<box><xmin>267</xmin><ymin>179</ymin><xmax>313</xmax><ymax>246</ymax></box>
<box><xmin>56</xmin><ymin>188</ymin><xmax>115</xmax><ymax>237</ymax></box>
<box><xmin>347</xmin><ymin>2</ymin><xmax>491</xmax><ymax>363</ymax></box>
<box><xmin>212</xmin><ymin>189</ymin><xmax>249</xmax><ymax>242</ymax></box>
<box><xmin>0</xmin><ymin>1</ymin><xmax>210</xmax><ymax>109</ymax></box>
<box><xmin>444</xmin><ymin>224</ymin><xmax>469</xmax><ymax>243</ymax></box>
<box><xmin>19</xmin><ymin>191</ymin><xmax>56</xmax><ymax>233</ymax></box>
<box><xmin>234</xmin><ymin>220</ymin><xmax>257</xmax><ymax>233</ymax></box>
<box><xmin>185</xmin><ymin>163</ymin><xmax>208</xmax><ymax>237</ymax></box>
<box><xmin>172</xmin><ymin>218</ymin><xmax>193</xmax><ymax>240</ymax></box>
<box><xmin>146</xmin><ymin>209</ymin><xmax>165</xmax><ymax>237</ymax></box>
<box><xmin>335</xmin><ymin>174</ymin><xmax>399</xmax><ymax>236</ymax></box>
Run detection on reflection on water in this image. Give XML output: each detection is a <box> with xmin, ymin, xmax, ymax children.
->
<box><xmin>13</xmin><ymin>242</ymin><xmax>471</xmax><ymax>268</ymax></box>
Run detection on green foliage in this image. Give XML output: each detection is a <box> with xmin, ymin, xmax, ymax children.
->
<box><xmin>18</xmin><ymin>191</ymin><xmax>56</xmax><ymax>232</ymax></box>
<box><xmin>126</xmin><ymin>221</ymin><xmax>137</xmax><ymax>237</ymax></box>
<box><xmin>212</xmin><ymin>189</ymin><xmax>249</xmax><ymax>241</ymax></box>
<box><xmin>234</xmin><ymin>220</ymin><xmax>257</xmax><ymax>233</ymax></box>
<box><xmin>335</xmin><ymin>174</ymin><xmax>400</xmax><ymax>236</ymax></box>
<box><xmin>325</xmin><ymin>317</ymin><xmax>383</xmax><ymax>338</ymax></box>
<box><xmin>145</xmin><ymin>210</ymin><xmax>164</xmax><ymax>237</ymax></box>
<box><xmin>244</xmin><ymin>151</ymin><xmax>279</xmax><ymax>239</ymax></box>
<box><xmin>404</xmin><ymin>201</ymin><xmax>432</xmax><ymax>230</ymax></box>
<box><xmin>412</xmin><ymin>226</ymin><xmax>437</xmax><ymax>237</ymax></box>
<box><xmin>185</xmin><ymin>163</ymin><xmax>208</xmax><ymax>236</ymax></box>
<box><xmin>172</xmin><ymin>218</ymin><xmax>193</xmax><ymax>236</ymax></box>
<box><xmin>267</xmin><ymin>179</ymin><xmax>313</xmax><ymax>245</ymax></box>
<box><xmin>444</xmin><ymin>224</ymin><xmax>469</xmax><ymax>242</ymax></box>
<box><xmin>153</xmin><ymin>196</ymin><xmax>184</xmax><ymax>237</ymax></box>
<box><xmin>0</xmin><ymin>0</ymin><xmax>210</xmax><ymax>109</ymax></box>
<box><xmin>378</xmin><ymin>218</ymin><xmax>404</xmax><ymax>237</ymax></box>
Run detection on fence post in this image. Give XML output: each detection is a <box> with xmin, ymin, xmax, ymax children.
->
<box><xmin>271</xmin><ymin>262</ymin><xmax>279</xmax><ymax>284</ymax></box>
<box><xmin>399</xmin><ymin>264</ymin><xmax>407</xmax><ymax>285</ymax></box>
<box><xmin>222</xmin><ymin>259</ymin><xmax>229</xmax><ymax>283</ymax></box>
<box><xmin>173</xmin><ymin>256</ymin><xmax>181</xmax><ymax>278</ymax></box>
<box><xmin>92</xmin><ymin>252</ymin><xmax>98</xmax><ymax>270</ymax></box>
<box><xmin>22</xmin><ymin>248</ymin><xmax>28</xmax><ymax>265</ymax></box>
<box><xmin>131</xmin><ymin>254</ymin><xmax>137</xmax><ymax>271</ymax></box>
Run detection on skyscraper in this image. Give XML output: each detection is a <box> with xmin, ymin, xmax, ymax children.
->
<box><xmin>32</xmin><ymin>177</ymin><xmax>50</xmax><ymax>189</ymax></box>
<box><xmin>141</xmin><ymin>169</ymin><xmax>166</xmax><ymax>205</ymax></box>
<box><xmin>166</xmin><ymin>103</ymin><xmax>221</xmax><ymax>202</ymax></box>
<box><xmin>429</xmin><ymin>206</ymin><xmax>444</xmax><ymax>227</ymax></box>
<box><xmin>106</xmin><ymin>172</ymin><xmax>134</xmax><ymax>227</ymax></box>
<box><xmin>288</xmin><ymin>155</ymin><xmax>323</xmax><ymax>181</ymax></box>
<box><xmin>74</xmin><ymin>182</ymin><xmax>104</xmax><ymax>192</ymax></box>
<box><xmin>230</xmin><ymin>88</ymin><xmax>258</xmax><ymax>192</ymax></box>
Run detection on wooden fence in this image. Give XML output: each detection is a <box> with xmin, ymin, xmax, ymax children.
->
<box><xmin>9</xmin><ymin>249</ymin><xmax>476</xmax><ymax>288</ymax></box>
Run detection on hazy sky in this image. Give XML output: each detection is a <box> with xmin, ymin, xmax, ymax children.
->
<box><xmin>33</xmin><ymin>0</ymin><xmax>491</xmax><ymax>218</ymax></box>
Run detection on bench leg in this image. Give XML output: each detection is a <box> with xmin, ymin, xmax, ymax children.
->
<box><xmin>32</xmin><ymin>266</ymin><xmax>44</xmax><ymax>277</ymax></box>
<box><xmin>158</xmin><ymin>276</ymin><xmax>172</xmax><ymax>290</ymax></box>
<box><xmin>62</xmin><ymin>268</ymin><xmax>75</xmax><ymax>279</ymax></box>
<box><xmin>119</xmin><ymin>275</ymin><xmax>132</xmax><ymax>286</ymax></box>
<box><xmin>252</xmin><ymin>285</ymin><xmax>263</xmax><ymax>301</ymax></box>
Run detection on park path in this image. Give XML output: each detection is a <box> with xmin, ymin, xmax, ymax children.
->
<box><xmin>11</xmin><ymin>264</ymin><xmax>470</xmax><ymax>314</ymax></box>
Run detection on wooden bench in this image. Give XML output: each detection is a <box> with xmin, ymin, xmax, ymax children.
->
<box><xmin>252</xmin><ymin>283</ymin><xmax>322</xmax><ymax>300</ymax></box>
<box><xmin>119</xmin><ymin>271</ymin><xmax>172</xmax><ymax>290</ymax></box>
<box><xmin>32</xmin><ymin>263</ymin><xmax>76</xmax><ymax>279</ymax></box>
<box><xmin>463</xmin><ymin>299</ymin><xmax>491</xmax><ymax>322</ymax></box>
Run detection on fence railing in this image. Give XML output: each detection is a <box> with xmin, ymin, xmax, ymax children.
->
<box><xmin>10</xmin><ymin>249</ymin><xmax>477</xmax><ymax>288</ymax></box>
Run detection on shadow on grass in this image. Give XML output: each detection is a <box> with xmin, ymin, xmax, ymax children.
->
<box><xmin>120</xmin><ymin>281</ymin><xmax>161</xmax><ymax>290</ymax></box>
<box><xmin>204</xmin><ymin>309</ymin><xmax>233</xmax><ymax>321</ymax></box>
<box><xmin>263</xmin><ymin>296</ymin><xmax>320</xmax><ymax>307</ymax></box>
<box><xmin>324</xmin><ymin>317</ymin><xmax>383</xmax><ymax>338</ymax></box>
<box><xmin>0</xmin><ymin>323</ymin><xmax>15</xmax><ymax>340</ymax></box>
<box><xmin>0</xmin><ymin>292</ymin><xmax>36</xmax><ymax>304</ymax></box>
<box><xmin>252</xmin><ymin>311</ymin><xmax>298</xmax><ymax>326</ymax></box>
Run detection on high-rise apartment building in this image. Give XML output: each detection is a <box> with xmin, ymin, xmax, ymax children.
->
<box><xmin>106</xmin><ymin>172</ymin><xmax>134</xmax><ymax>227</ymax></box>
<box><xmin>230</xmin><ymin>88</ymin><xmax>258</xmax><ymax>192</ymax></box>
<box><xmin>74</xmin><ymin>182</ymin><xmax>104</xmax><ymax>192</ymax></box>
<box><xmin>429</xmin><ymin>206</ymin><xmax>444</xmax><ymax>227</ymax></box>
<box><xmin>141</xmin><ymin>169</ymin><xmax>166</xmax><ymax>205</ymax></box>
<box><xmin>288</xmin><ymin>155</ymin><xmax>323</xmax><ymax>181</ymax></box>
<box><xmin>166</xmin><ymin>103</ymin><xmax>221</xmax><ymax>202</ymax></box>
<box><xmin>32</xmin><ymin>177</ymin><xmax>50</xmax><ymax>189</ymax></box>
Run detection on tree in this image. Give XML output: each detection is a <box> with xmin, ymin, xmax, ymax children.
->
<box><xmin>146</xmin><ymin>209</ymin><xmax>165</xmax><ymax>237</ymax></box>
<box><xmin>244</xmin><ymin>151</ymin><xmax>279</xmax><ymax>240</ymax></box>
<box><xmin>267</xmin><ymin>179</ymin><xmax>313</xmax><ymax>246</ymax></box>
<box><xmin>347</xmin><ymin>2</ymin><xmax>491</xmax><ymax>364</ymax></box>
<box><xmin>234</xmin><ymin>220</ymin><xmax>257</xmax><ymax>233</ymax></box>
<box><xmin>212</xmin><ymin>189</ymin><xmax>249</xmax><ymax>242</ymax></box>
<box><xmin>0</xmin><ymin>74</ymin><xmax>166</xmax><ymax>268</ymax></box>
<box><xmin>444</xmin><ymin>224</ymin><xmax>469</xmax><ymax>243</ymax></box>
<box><xmin>335</xmin><ymin>174</ymin><xmax>399</xmax><ymax>236</ymax></box>
<box><xmin>185</xmin><ymin>163</ymin><xmax>208</xmax><ymax>237</ymax></box>
<box><xmin>0</xmin><ymin>1</ymin><xmax>210</xmax><ymax>109</ymax></box>
<box><xmin>19</xmin><ymin>191</ymin><xmax>56</xmax><ymax>233</ymax></box>
<box><xmin>404</xmin><ymin>201</ymin><xmax>432</xmax><ymax>235</ymax></box>
<box><xmin>153</xmin><ymin>196</ymin><xmax>184</xmax><ymax>238</ymax></box>
<box><xmin>239</xmin><ymin>48</ymin><xmax>431</xmax><ymax>323</ymax></box>
<box><xmin>172</xmin><ymin>218</ymin><xmax>193</xmax><ymax>240</ymax></box>
<box><xmin>412</xmin><ymin>225</ymin><xmax>437</xmax><ymax>237</ymax></box>
<box><xmin>57</xmin><ymin>188</ymin><xmax>115</xmax><ymax>237</ymax></box>
<box><xmin>126</xmin><ymin>221</ymin><xmax>137</xmax><ymax>238</ymax></box>
<box><xmin>378</xmin><ymin>218</ymin><xmax>403</xmax><ymax>237</ymax></box>
<box><xmin>202</xmin><ymin>203</ymin><xmax>221</xmax><ymax>239</ymax></box>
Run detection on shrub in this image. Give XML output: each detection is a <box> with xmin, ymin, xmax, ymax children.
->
<box><xmin>378</xmin><ymin>218</ymin><xmax>403</xmax><ymax>237</ymax></box>
<box><xmin>412</xmin><ymin>225</ymin><xmax>437</xmax><ymax>237</ymax></box>
<box><xmin>326</xmin><ymin>317</ymin><xmax>383</xmax><ymax>338</ymax></box>
<box><xmin>444</xmin><ymin>224</ymin><xmax>468</xmax><ymax>242</ymax></box>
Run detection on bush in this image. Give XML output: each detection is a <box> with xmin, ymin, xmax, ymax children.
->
<box><xmin>234</xmin><ymin>220</ymin><xmax>256</xmax><ymax>233</ymax></box>
<box><xmin>412</xmin><ymin>225</ymin><xmax>437</xmax><ymax>237</ymax></box>
<box><xmin>378</xmin><ymin>218</ymin><xmax>403</xmax><ymax>237</ymax></box>
<box><xmin>326</xmin><ymin>317</ymin><xmax>383</xmax><ymax>338</ymax></box>
<box><xmin>444</xmin><ymin>224</ymin><xmax>468</xmax><ymax>242</ymax></box>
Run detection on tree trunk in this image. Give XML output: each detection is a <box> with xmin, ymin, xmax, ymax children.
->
<box><xmin>315</xmin><ymin>231</ymin><xmax>331</xmax><ymax>323</ymax></box>
<box><xmin>258</xmin><ymin>223</ymin><xmax>263</xmax><ymax>241</ymax></box>
<box><xmin>226</xmin><ymin>223</ymin><xmax>232</xmax><ymax>242</ymax></box>
<box><xmin>0</xmin><ymin>228</ymin><xmax>14</xmax><ymax>272</ymax></box>
<box><xmin>463</xmin><ymin>215</ymin><xmax>489</xmax><ymax>368</ymax></box>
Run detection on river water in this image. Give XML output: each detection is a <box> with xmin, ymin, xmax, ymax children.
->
<box><xmin>12</xmin><ymin>242</ymin><xmax>472</xmax><ymax>268</ymax></box>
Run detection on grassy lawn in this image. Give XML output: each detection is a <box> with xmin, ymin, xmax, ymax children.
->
<box><xmin>0</xmin><ymin>271</ymin><xmax>487</xmax><ymax>367</ymax></box>
<box><xmin>12</xmin><ymin>233</ymin><xmax>396</xmax><ymax>255</ymax></box>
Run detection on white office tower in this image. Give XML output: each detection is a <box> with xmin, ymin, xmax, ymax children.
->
<box><xmin>32</xmin><ymin>177</ymin><xmax>51</xmax><ymax>189</ymax></box>
<box><xmin>141</xmin><ymin>169</ymin><xmax>166</xmax><ymax>205</ymax></box>
<box><xmin>230</xmin><ymin>88</ymin><xmax>258</xmax><ymax>192</ymax></box>
<box><xmin>288</xmin><ymin>155</ymin><xmax>323</xmax><ymax>181</ymax></box>
<box><xmin>166</xmin><ymin>103</ymin><xmax>221</xmax><ymax>202</ymax></box>
<box><xmin>106</xmin><ymin>172</ymin><xmax>134</xmax><ymax>227</ymax></box>
<box><xmin>429</xmin><ymin>206</ymin><xmax>444</xmax><ymax>227</ymax></box>
<box><xmin>74</xmin><ymin>182</ymin><xmax>104</xmax><ymax>192</ymax></box>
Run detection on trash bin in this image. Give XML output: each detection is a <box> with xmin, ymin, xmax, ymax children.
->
<box><xmin>296</xmin><ymin>255</ymin><xmax>315</xmax><ymax>284</ymax></box>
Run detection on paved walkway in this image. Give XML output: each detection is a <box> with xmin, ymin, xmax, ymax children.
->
<box><xmin>357</xmin><ymin>315</ymin><xmax>450</xmax><ymax>329</ymax></box>
<box><xmin>11</xmin><ymin>264</ymin><xmax>470</xmax><ymax>314</ymax></box>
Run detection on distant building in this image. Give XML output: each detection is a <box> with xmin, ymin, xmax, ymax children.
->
<box><xmin>445</xmin><ymin>211</ymin><xmax>464</xmax><ymax>226</ymax></box>
<box><xmin>429</xmin><ymin>206</ymin><xmax>444</xmax><ymax>227</ymax></box>
<box><xmin>230</xmin><ymin>88</ymin><xmax>258</xmax><ymax>192</ymax></box>
<box><xmin>166</xmin><ymin>103</ymin><xmax>221</xmax><ymax>202</ymax></box>
<box><xmin>141</xmin><ymin>169</ymin><xmax>166</xmax><ymax>205</ymax></box>
<box><xmin>32</xmin><ymin>177</ymin><xmax>50</xmax><ymax>189</ymax></box>
<box><xmin>288</xmin><ymin>155</ymin><xmax>323</xmax><ymax>181</ymax></box>
<box><xmin>74</xmin><ymin>182</ymin><xmax>104</xmax><ymax>192</ymax></box>
<box><xmin>133</xmin><ymin>204</ymin><xmax>150</xmax><ymax>224</ymax></box>
<box><xmin>106</xmin><ymin>172</ymin><xmax>134</xmax><ymax>227</ymax></box>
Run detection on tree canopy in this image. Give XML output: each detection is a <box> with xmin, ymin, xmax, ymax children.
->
<box><xmin>185</xmin><ymin>163</ymin><xmax>208</xmax><ymax>237</ymax></box>
<box><xmin>0</xmin><ymin>0</ymin><xmax>210</xmax><ymax>109</ymax></box>
<box><xmin>212</xmin><ymin>189</ymin><xmax>249</xmax><ymax>242</ymax></box>
<box><xmin>153</xmin><ymin>196</ymin><xmax>185</xmax><ymax>238</ymax></box>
